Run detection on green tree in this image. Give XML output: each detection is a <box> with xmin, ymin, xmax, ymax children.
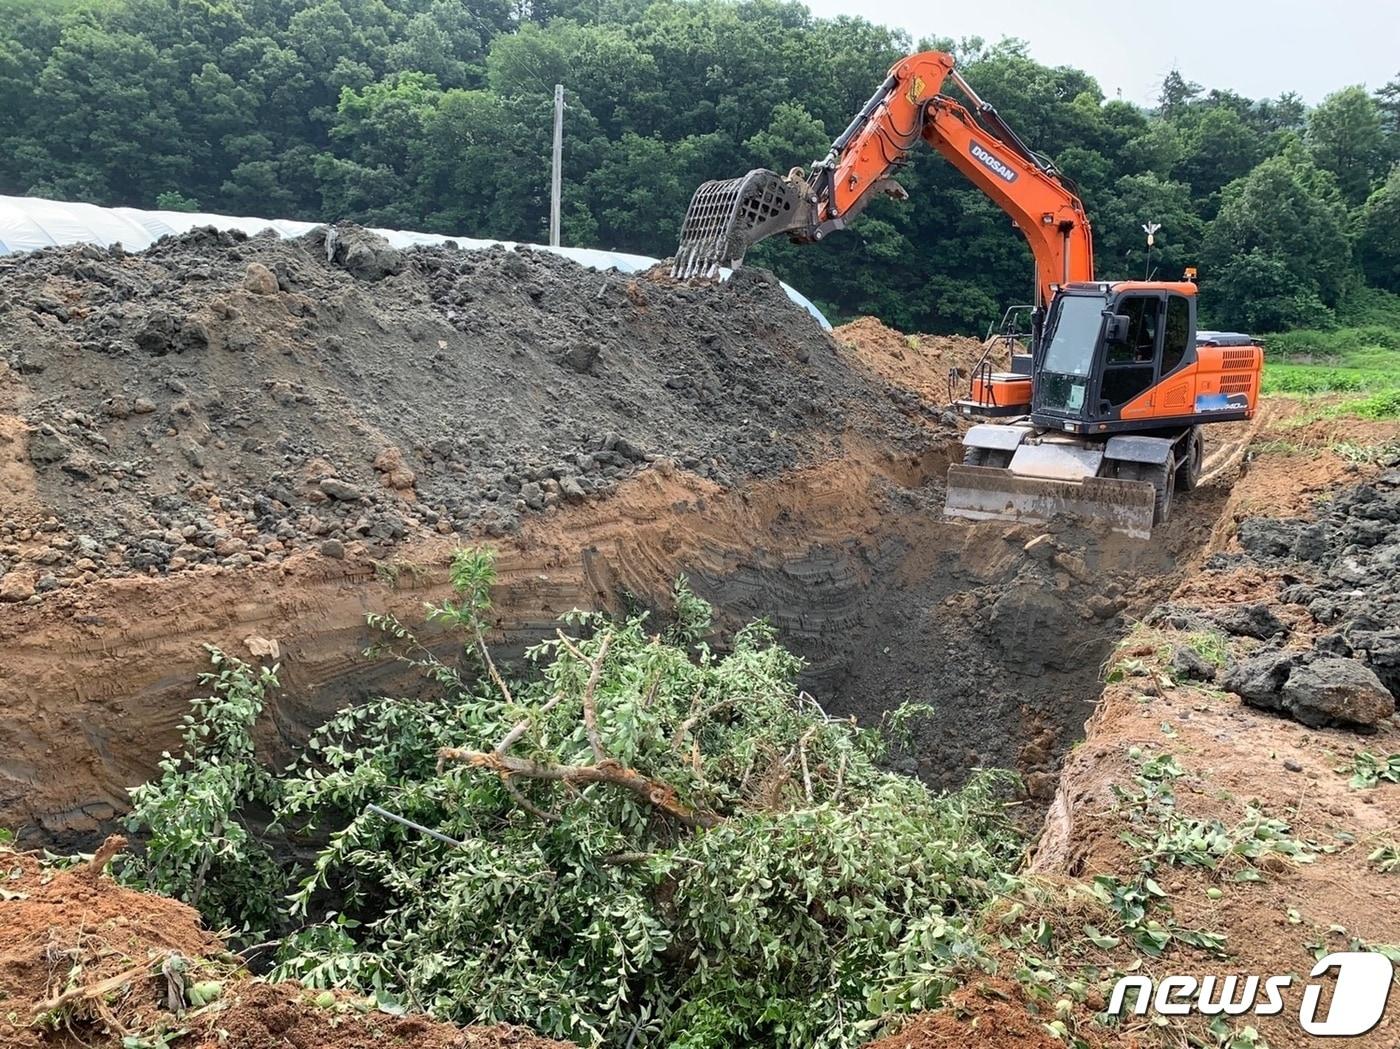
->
<box><xmin>1202</xmin><ymin>150</ymin><xmax>1353</xmax><ymax>327</ymax></box>
<box><xmin>1307</xmin><ymin>86</ymin><xmax>1387</xmax><ymax>205</ymax></box>
<box><xmin>0</xmin><ymin>0</ymin><xmax>1394</xmax><ymax>333</ymax></box>
<box><xmin>1357</xmin><ymin>165</ymin><xmax>1400</xmax><ymax>292</ymax></box>
<box><xmin>743</xmin><ymin>101</ymin><xmax>827</xmax><ymax>171</ymax></box>
<box><xmin>1174</xmin><ymin>106</ymin><xmax>1267</xmax><ymax>204</ymax></box>
<box><xmin>1093</xmin><ymin>173</ymin><xmax>1204</xmax><ymax>281</ymax></box>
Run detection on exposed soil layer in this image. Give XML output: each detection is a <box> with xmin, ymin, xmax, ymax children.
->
<box><xmin>864</xmin><ymin>979</ymin><xmax>1068</xmax><ymax>1049</ymax></box>
<box><xmin>0</xmin><ymin>426</ymin><xmax>1234</xmax><ymax>838</ymax></box>
<box><xmin>1031</xmin><ymin>412</ymin><xmax>1400</xmax><ymax>1048</ymax></box>
<box><xmin>0</xmin><ymin>839</ymin><xmax>569</xmax><ymax>1049</ymax></box>
<box><xmin>0</xmin><ymin>225</ymin><xmax>941</xmax><ymax>593</ymax></box>
<box><xmin>681</xmin><ymin>473</ymin><xmax>1226</xmax><ymax>794</ymax></box>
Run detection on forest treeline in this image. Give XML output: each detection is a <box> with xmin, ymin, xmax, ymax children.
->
<box><xmin>1</xmin><ymin>0</ymin><xmax>1398</xmax><ymax>332</ymax></box>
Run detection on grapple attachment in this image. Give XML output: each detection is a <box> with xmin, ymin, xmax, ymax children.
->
<box><xmin>671</xmin><ymin>168</ymin><xmax>813</xmax><ymax>279</ymax></box>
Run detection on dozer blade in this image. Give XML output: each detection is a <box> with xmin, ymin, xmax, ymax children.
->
<box><xmin>671</xmin><ymin>168</ymin><xmax>812</xmax><ymax>279</ymax></box>
<box><xmin>945</xmin><ymin>464</ymin><xmax>1157</xmax><ymax>539</ymax></box>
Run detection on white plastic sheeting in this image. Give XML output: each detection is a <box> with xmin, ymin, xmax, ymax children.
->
<box><xmin>0</xmin><ymin>195</ymin><xmax>831</xmax><ymax>329</ymax></box>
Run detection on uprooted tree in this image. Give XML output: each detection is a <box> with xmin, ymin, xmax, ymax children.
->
<box><xmin>125</xmin><ymin>549</ymin><xmax>1022</xmax><ymax>1047</ymax></box>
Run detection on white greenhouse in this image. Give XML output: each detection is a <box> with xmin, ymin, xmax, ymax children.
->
<box><xmin>0</xmin><ymin>194</ymin><xmax>830</xmax><ymax>328</ymax></box>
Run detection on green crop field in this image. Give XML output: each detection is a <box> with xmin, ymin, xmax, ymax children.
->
<box><xmin>1261</xmin><ymin>307</ymin><xmax>1400</xmax><ymax>419</ymax></box>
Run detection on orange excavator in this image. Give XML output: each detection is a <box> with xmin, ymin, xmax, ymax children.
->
<box><xmin>672</xmin><ymin>50</ymin><xmax>1262</xmax><ymax>538</ymax></box>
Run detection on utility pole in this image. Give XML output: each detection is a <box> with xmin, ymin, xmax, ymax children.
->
<box><xmin>550</xmin><ymin>84</ymin><xmax>564</xmax><ymax>247</ymax></box>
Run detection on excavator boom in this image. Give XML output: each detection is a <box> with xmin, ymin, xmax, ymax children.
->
<box><xmin>671</xmin><ymin>51</ymin><xmax>1094</xmax><ymax>305</ymax></box>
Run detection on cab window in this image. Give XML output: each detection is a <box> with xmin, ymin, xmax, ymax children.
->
<box><xmin>1161</xmin><ymin>295</ymin><xmax>1190</xmax><ymax>374</ymax></box>
<box><xmin>1101</xmin><ymin>296</ymin><xmax>1160</xmax><ymax>407</ymax></box>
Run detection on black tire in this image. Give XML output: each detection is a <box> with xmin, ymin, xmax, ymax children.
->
<box><xmin>963</xmin><ymin>444</ymin><xmax>989</xmax><ymax>466</ymax></box>
<box><xmin>1147</xmin><ymin>458</ymin><xmax>1175</xmax><ymax>525</ymax></box>
<box><xmin>1177</xmin><ymin>427</ymin><xmax>1203</xmax><ymax>491</ymax></box>
<box><xmin>985</xmin><ymin>448</ymin><xmax>1013</xmax><ymax>469</ymax></box>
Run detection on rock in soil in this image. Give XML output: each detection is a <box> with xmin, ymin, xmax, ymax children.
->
<box><xmin>1222</xmin><ymin>650</ymin><xmax>1303</xmax><ymax>708</ymax></box>
<box><xmin>1234</xmin><ymin>474</ymin><xmax>1400</xmax><ymax>706</ymax></box>
<box><xmin>1277</xmin><ymin>657</ymin><xmax>1395</xmax><ymax>730</ymax></box>
<box><xmin>1208</xmin><ymin>601</ymin><xmax>1286</xmax><ymax>640</ymax></box>
<box><xmin>1170</xmin><ymin>644</ymin><xmax>1217</xmax><ymax>682</ymax></box>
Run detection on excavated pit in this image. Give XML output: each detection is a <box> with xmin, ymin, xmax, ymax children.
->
<box><xmin>2</xmin><ymin>434</ymin><xmax>1234</xmax><ymax>847</ymax></box>
<box><xmin>255</xmin><ymin>455</ymin><xmax>1217</xmax><ymax>800</ymax></box>
<box><xmin>0</xmin><ymin>228</ymin><xmax>1240</xmax><ymax>842</ymax></box>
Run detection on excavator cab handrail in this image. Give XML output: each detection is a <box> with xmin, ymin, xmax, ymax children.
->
<box><xmin>983</xmin><ymin>304</ymin><xmax>1034</xmax><ymax>353</ymax></box>
<box><xmin>951</xmin><ymin>304</ymin><xmax>1034</xmax><ymax>407</ymax></box>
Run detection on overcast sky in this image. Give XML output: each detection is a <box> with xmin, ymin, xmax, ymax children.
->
<box><xmin>800</xmin><ymin>0</ymin><xmax>1397</xmax><ymax>105</ymax></box>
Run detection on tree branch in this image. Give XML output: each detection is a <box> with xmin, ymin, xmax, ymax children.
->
<box><xmin>473</xmin><ymin>624</ymin><xmax>514</xmax><ymax>709</ymax></box>
<box><xmin>798</xmin><ymin>726</ymin><xmax>818</xmax><ymax>803</ymax></box>
<box><xmin>495</xmin><ymin>691</ymin><xmax>565</xmax><ymax>756</ymax></box>
<box><xmin>562</xmin><ymin>630</ymin><xmax>612</xmax><ymax>762</ymax></box>
<box><xmin>500</xmin><ymin>775</ymin><xmax>561</xmax><ymax>822</ymax></box>
<box><xmin>671</xmin><ymin>692</ymin><xmax>733</xmax><ymax>753</ymax></box>
<box><xmin>438</xmin><ymin>748</ymin><xmax>718</xmax><ymax>830</ymax></box>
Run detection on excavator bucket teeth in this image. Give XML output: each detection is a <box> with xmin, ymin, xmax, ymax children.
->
<box><xmin>944</xmin><ymin>464</ymin><xmax>1157</xmax><ymax>539</ymax></box>
<box><xmin>671</xmin><ymin>168</ymin><xmax>810</xmax><ymax>279</ymax></box>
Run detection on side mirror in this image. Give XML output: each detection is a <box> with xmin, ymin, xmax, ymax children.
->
<box><xmin>1104</xmin><ymin>313</ymin><xmax>1131</xmax><ymax>343</ymax></box>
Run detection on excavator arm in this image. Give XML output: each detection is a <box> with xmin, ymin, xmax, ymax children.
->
<box><xmin>672</xmin><ymin>51</ymin><xmax>1094</xmax><ymax>306</ymax></box>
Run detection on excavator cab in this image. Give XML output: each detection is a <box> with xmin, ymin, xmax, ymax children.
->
<box><xmin>947</xmin><ymin>281</ymin><xmax>1262</xmax><ymax>537</ymax></box>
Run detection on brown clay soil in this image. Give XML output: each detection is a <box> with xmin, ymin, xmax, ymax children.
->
<box><xmin>865</xmin><ymin>979</ymin><xmax>1072</xmax><ymax>1049</ymax></box>
<box><xmin>0</xmin><ymin>838</ymin><xmax>569</xmax><ymax>1049</ymax></box>
<box><xmin>831</xmin><ymin>316</ymin><xmax>989</xmax><ymax>406</ymax></box>
<box><xmin>1028</xmin><ymin>402</ymin><xmax>1400</xmax><ymax>1047</ymax></box>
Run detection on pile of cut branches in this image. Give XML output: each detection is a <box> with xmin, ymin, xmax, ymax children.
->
<box><xmin>127</xmin><ymin>550</ymin><xmax>1022</xmax><ymax>1048</ymax></box>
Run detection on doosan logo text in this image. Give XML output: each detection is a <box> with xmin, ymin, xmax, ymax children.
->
<box><xmin>1110</xmin><ymin>952</ymin><xmax>1394</xmax><ymax>1037</ymax></box>
<box><xmin>969</xmin><ymin>142</ymin><xmax>1017</xmax><ymax>183</ymax></box>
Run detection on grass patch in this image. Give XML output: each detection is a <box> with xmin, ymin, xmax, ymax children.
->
<box><xmin>1347</xmin><ymin>390</ymin><xmax>1400</xmax><ymax>420</ymax></box>
<box><xmin>1261</xmin><ymin>355</ymin><xmax>1400</xmax><ymax>397</ymax></box>
<box><xmin>1261</xmin><ymin>322</ymin><xmax>1400</xmax><ymax>420</ymax></box>
<box><xmin>1263</xmin><ymin>326</ymin><xmax>1400</xmax><ymax>362</ymax></box>
<box><xmin>1184</xmin><ymin>631</ymin><xmax>1230</xmax><ymax>668</ymax></box>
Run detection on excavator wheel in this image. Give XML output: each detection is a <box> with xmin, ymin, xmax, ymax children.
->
<box><xmin>1146</xmin><ymin>460</ymin><xmax>1175</xmax><ymax>525</ymax></box>
<box><xmin>1176</xmin><ymin>427</ymin><xmax>1204</xmax><ymax>492</ymax></box>
<box><xmin>1107</xmin><ymin>459</ymin><xmax>1174</xmax><ymax>526</ymax></box>
<box><xmin>962</xmin><ymin>445</ymin><xmax>1012</xmax><ymax>468</ymax></box>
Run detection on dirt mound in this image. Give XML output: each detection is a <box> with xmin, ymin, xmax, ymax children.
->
<box><xmin>0</xmin><ymin>838</ymin><xmax>570</xmax><ymax>1048</ymax></box>
<box><xmin>190</xmin><ymin>981</ymin><xmax>569</xmax><ymax>1049</ymax></box>
<box><xmin>0</xmin><ymin>838</ymin><xmax>221</xmax><ymax>1048</ymax></box>
<box><xmin>864</xmin><ymin>980</ymin><xmax>1070</xmax><ymax>1049</ymax></box>
<box><xmin>0</xmin><ymin>226</ymin><xmax>941</xmax><ymax>595</ymax></box>
<box><xmin>832</xmin><ymin>316</ymin><xmax>989</xmax><ymax>406</ymax></box>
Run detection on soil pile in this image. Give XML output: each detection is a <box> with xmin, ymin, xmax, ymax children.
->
<box><xmin>0</xmin><ymin>838</ymin><xmax>572</xmax><ymax>1049</ymax></box>
<box><xmin>832</xmin><ymin>316</ymin><xmax>989</xmax><ymax>406</ymax></box>
<box><xmin>0</xmin><ymin>837</ymin><xmax>221</xmax><ymax>1048</ymax></box>
<box><xmin>863</xmin><ymin>979</ymin><xmax>1071</xmax><ymax>1049</ymax></box>
<box><xmin>0</xmin><ymin>225</ymin><xmax>943</xmax><ymax>595</ymax></box>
